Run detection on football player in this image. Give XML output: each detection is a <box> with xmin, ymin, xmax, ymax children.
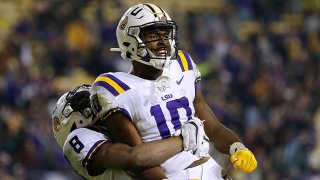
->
<box><xmin>52</xmin><ymin>84</ymin><xmax>209</xmax><ymax>179</ymax></box>
<box><xmin>91</xmin><ymin>3</ymin><xmax>257</xmax><ymax>179</ymax></box>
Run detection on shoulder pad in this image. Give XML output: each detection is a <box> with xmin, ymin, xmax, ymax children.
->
<box><xmin>92</xmin><ymin>73</ymin><xmax>130</xmax><ymax>97</ymax></box>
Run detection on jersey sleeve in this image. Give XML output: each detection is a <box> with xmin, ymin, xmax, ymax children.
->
<box><xmin>91</xmin><ymin>73</ymin><xmax>133</xmax><ymax>121</ymax></box>
<box><xmin>63</xmin><ymin>128</ymin><xmax>111</xmax><ymax>177</ymax></box>
<box><xmin>177</xmin><ymin>50</ymin><xmax>201</xmax><ymax>82</ymax></box>
<box><xmin>176</xmin><ymin>50</ymin><xmax>201</xmax><ymax>96</ymax></box>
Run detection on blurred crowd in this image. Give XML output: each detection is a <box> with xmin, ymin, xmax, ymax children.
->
<box><xmin>0</xmin><ymin>0</ymin><xmax>319</xmax><ymax>179</ymax></box>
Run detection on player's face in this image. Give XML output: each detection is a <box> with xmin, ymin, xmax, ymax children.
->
<box><xmin>141</xmin><ymin>28</ymin><xmax>172</xmax><ymax>57</ymax></box>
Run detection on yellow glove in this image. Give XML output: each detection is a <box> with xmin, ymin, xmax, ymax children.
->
<box><xmin>229</xmin><ymin>142</ymin><xmax>257</xmax><ymax>173</ymax></box>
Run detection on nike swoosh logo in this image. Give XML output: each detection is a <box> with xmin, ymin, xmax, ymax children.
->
<box><xmin>176</xmin><ymin>76</ymin><xmax>184</xmax><ymax>85</ymax></box>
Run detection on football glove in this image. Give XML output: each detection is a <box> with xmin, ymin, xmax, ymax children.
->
<box><xmin>179</xmin><ymin>117</ymin><xmax>209</xmax><ymax>157</ymax></box>
<box><xmin>230</xmin><ymin>142</ymin><xmax>257</xmax><ymax>173</ymax></box>
<box><xmin>194</xmin><ymin>133</ymin><xmax>210</xmax><ymax>157</ymax></box>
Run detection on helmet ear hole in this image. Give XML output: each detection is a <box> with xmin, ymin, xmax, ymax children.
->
<box><xmin>70</xmin><ymin>122</ymin><xmax>77</xmax><ymax>133</ymax></box>
<box><xmin>126</xmin><ymin>51</ymin><xmax>132</xmax><ymax>58</ymax></box>
<box><xmin>123</xmin><ymin>42</ymin><xmax>130</xmax><ymax>47</ymax></box>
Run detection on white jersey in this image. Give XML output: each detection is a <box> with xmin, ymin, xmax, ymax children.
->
<box><xmin>167</xmin><ymin>158</ymin><xmax>225</xmax><ymax>180</ymax></box>
<box><xmin>63</xmin><ymin>127</ymin><xmax>133</xmax><ymax>180</ymax></box>
<box><xmin>91</xmin><ymin>50</ymin><xmax>208</xmax><ymax>175</ymax></box>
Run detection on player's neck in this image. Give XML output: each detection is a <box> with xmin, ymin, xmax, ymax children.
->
<box><xmin>131</xmin><ymin>62</ymin><xmax>162</xmax><ymax>80</ymax></box>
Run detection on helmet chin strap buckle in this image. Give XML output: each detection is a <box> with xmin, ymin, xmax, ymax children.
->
<box><xmin>161</xmin><ymin>57</ymin><xmax>172</xmax><ymax>75</ymax></box>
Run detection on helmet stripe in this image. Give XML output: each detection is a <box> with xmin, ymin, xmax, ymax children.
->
<box><xmin>144</xmin><ymin>3</ymin><xmax>164</xmax><ymax>18</ymax></box>
<box><xmin>144</xmin><ymin>3</ymin><xmax>157</xmax><ymax>17</ymax></box>
<box><xmin>154</xmin><ymin>4</ymin><xmax>166</xmax><ymax>17</ymax></box>
<box><xmin>148</xmin><ymin>3</ymin><xmax>164</xmax><ymax>15</ymax></box>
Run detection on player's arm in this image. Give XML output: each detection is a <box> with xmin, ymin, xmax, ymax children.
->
<box><xmin>193</xmin><ymin>85</ymin><xmax>257</xmax><ymax>173</ymax></box>
<box><xmin>193</xmin><ymin>85</ymin><xmax>240</xmax><ymax>154</ymax></box>
<box><xmin>96</xmin><ymin>111</ymin><xmax>167</xmax><ymax>180</ymax></box>
<box><xmin>91</xmin><ymin>135</ymin><xmax>183</xmax><ymax>171</ymax></box>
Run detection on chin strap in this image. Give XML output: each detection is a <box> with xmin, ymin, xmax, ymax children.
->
<box><xmin>161</xmin><ymin>57</ymin><xmax>172</xmax><ymax>75</ymax></box>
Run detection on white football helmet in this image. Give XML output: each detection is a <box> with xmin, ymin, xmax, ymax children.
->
<box><xmin>112</xmin><ymin>3</ymin><xmax>179</xmax><ymax>69</ymax></box>
<box><xmin>52</xmin><ymin>84</ymin><xmax>94</xmax><ymax>148</ymax></box>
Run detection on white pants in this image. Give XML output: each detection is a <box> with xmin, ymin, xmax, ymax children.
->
<box><xmin>166</xmin><ymin>158</ymin><xmax>226</xmax><ymax>180</ymax></box>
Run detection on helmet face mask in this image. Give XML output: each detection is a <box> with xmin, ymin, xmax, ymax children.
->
<box><xmin>115</xmin><ymin>3</ymin><xmax>179</xmax><ymax>69</ymax></box>
<box><xmin>138</xmin><ymin>22</ymin><xmax>177</xmax><ymax>57</ymax></box>
<box><xmin>65</xmin><ymin>85</ymin><xmax>93</xmax><ymax>119</ymax></box>
<box><xmin>52</xmin><ymin>84</ymin><xmax>94</xmax><ymax>148</ymax></box>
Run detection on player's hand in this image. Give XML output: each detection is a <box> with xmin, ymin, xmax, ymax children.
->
<box><xmin>230</xmin><ymin>142</ymin><xmax>257</xmax><ymax>173</ymax></box>
<box><xmin>179</xmin><ymin>117</ymin><xmax>209</xmax><ymax>156</ymax></box>
<box><xmin>194</xmin><ymin>133</ymin><xmax>210</xmax><ymax>157</ymax></box>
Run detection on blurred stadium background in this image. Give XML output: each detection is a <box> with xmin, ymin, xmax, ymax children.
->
<box><xmin>0</xmin><ymin>0</ymin><xmax>319</xmax><ymax>179</ymax></box>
